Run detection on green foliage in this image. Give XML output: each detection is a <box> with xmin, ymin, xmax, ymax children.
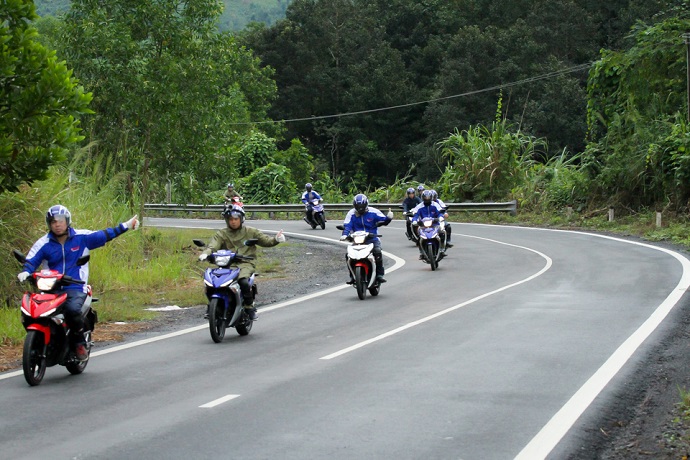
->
<box><xmin>436</xmin><ymin>121</ymin><xmax>546</xmax><ymax>202</ymax></box>
<box><xmin>238</xmin><ymin>162</ymin><xmax>296</xmax><ymax>204</ymax></box>
<box><xmin>51</xmin><ymin>0</ymin><xmax>277</xmax><ymax>204</ymax></box>
<box><xmin>235</xmin><ymin>131</ymin><xmax>277</xmax><ymax>177</ymax></box>
<box><xmin>0</xmin><ymin>0</ymin><xmax>92</xmax><ymax>193</ymax></box>
<box><xmin>273</xmin><ymin>138</ymin><xmax>314</xmax><ymax>187</ymax></box>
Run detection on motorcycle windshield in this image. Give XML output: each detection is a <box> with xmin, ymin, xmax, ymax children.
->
<box><xmin>205</xmin><ymin>267</ymin><xmax>240</xmax><ymax>287</ymax></box>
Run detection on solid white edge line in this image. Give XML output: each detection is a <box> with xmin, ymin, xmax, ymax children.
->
<box><xmin>320</xmin><ymin>235</ymin><xmax>553</xmax><ymax>360</ymax></box>
<box><xmin>514</xmin><ymin>231</ymin><xmax>690</xmax><ymax>460</ymax></box>
<box><xmin>199</xmin><ymin>394</ymin><xmax>240</xmax><ymax>408</ymax></box>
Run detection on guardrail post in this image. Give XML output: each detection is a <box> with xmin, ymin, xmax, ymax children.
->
<box><xmin>608</xmin><ymin>207</ymin><xmax>614</xmax><ymax>222</ymax></box>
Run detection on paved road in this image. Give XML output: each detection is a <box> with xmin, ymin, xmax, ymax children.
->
<box><xmin>1</xmin><ymin>218</ymin><xmax>689</xmax><ymax>459</ymax></box>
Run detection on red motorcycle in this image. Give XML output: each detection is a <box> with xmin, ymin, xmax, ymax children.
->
<box><xmin>13</xmin><ymin>250</ymin><xmax>98</xmax><ymax>386</ymax></box>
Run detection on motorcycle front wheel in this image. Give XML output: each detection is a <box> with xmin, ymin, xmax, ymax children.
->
<box><xmin>316</xmin><ymin>213</ymin><xmax>326</xmax><ymax>230</ymax></box>
<box><xmin>355</xmin><ymin>266</ymin><xmax>367</xmax><ymax>300</ymax></box>
<box><xmin>23</xmin><ymin>330</ymin><xmax>47</xmax><ymax>386</ymax></box>
<box><xmin>426</xmin><ymin>244</ymin><xmax>438</xmax><ymax>271</ymax></box>
<box><xmin>208</xmin><ymin>298</ymin><xmax>227</xmax><ymax>343</ymax></box>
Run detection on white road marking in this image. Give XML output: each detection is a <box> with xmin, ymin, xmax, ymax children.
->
<box><xmin>199</xmin><ymin>394</ymin><xmax>240</xmax><ymax>408</ymax></box>
<box><xmin>514</xmin><ymin>231</ymin><xmax>690</xmax><ymax>460</ymax></box>
<box><xmin>320</xmin><ymin>235</ymin><xmax>553</xmax><ymax>360</ymax></box>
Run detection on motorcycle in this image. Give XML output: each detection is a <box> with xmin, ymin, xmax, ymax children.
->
<box><xmin>225</xmin><ymin>195</ymin><xmax>244</xmax><ymax>208</ymax></box>
<box><xmin>12</xmin><ymin>250</ymin><xmax>98</xmax><ymax>386</ymax></box>
<box><xmin>336</xmin><ymin>224</ymin><xmax>383</xmax><ymax>300</ymax></box>
<box><xmin>193</xmin><ymin>239</ymin><xmax>258</xmax><ymax>343</ymax></box>
<box><xmin>400</xmin><ymin>207</ymin><xmax>420</xmax><ymax>245</ymax></box>
<box><xmin>304</xmin><ymin>199</ymin><xmax>326</xmax><ymax>230</ymax></box>
<box><xmin>417</xmin><ymin>217</ymin><xmax>447</xmax><ymax>271</ymax></box>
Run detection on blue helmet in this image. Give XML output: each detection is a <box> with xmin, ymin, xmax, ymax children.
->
<box><xmin>305</xmin><ymin>183</ymin><xmax>312</xmax><ymax>191</ymax></box>
<box><xmin>353</xmin><ymin>194</ymin><xmax>369</xmax><ymax>215</ymax></box>
<box><xmin>222</xmin><ymin>204</ymin><xmax>245</xmax><ymax>224</ymax></box>
<box><xmin>406</xmin><ymin>187</ymin><xmax>415</xmax><ymax>195</ymax></box>
<box><xmin>45</xmin><ymin>205</ymin><xmax>71</xmax><ymax>229</ymax></box>
<box><xmin>417</xmin><ymin>184</ymin><xmax>425</xmax><ymax>193</ymax></box>
<box><xmin>421</xmin><ymin>190</ymin><xmax>433</xmax><ymax>205</ymax></box>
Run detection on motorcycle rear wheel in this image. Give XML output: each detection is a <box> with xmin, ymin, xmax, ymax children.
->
<box><xmin>235</xmin><ymin>311</ymin><xmax>253</xmax><ymax>336</ymax></box>
<box><xmin>355</xmin><ymin>266</ymin><xmax>367</xmax><ymax>300</ymax></box>
<box><xmin>208</xmin><ymin>298</ymin><xmax>227</xmax><ymax>343</ymax></box>
<box><xmin>23</xmin><ymin>330</ymin><xmax>47</xmax><ymax>386</ymax></box>
<box><xmin>369</xmin><ymin>283</ymin><xmax>380</xmax><ymax>296</ymax></box>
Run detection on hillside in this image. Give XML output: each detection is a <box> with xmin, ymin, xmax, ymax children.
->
<box><xmin>33</xmin><ymin>0</ymin><xmax>291</xmax><ymax>31</ymax></box>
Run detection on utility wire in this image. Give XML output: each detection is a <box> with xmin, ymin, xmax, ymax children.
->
<box><xmin>235</xmin><ymin>62</ymin><xmax>592</xmax><ymax>126</ymax></box>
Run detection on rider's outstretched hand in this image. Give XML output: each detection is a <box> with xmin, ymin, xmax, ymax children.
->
<box><xmin>124</xmin><ymin>215</ymin><xmax>140</xmax><ymax>231</ymax></box>
<box><xmin>17</xmin><ymin>271</ymin><xmax>30</xmax><ymax>283</ymax></box>
<box><xmin>275</xmin><ymin>230</ymin><xmax>286</xmax><ymax>243</ymax></box>
<box><xmin>387</xmin><ymin>208</ymin><xmax>394</xmax><ymax>219</ymax></box>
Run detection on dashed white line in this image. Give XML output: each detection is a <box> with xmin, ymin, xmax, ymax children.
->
<box><xmin>199</xmin><ymin>394</ymin><xmax>240</xmax><ymax>408</ymax></box>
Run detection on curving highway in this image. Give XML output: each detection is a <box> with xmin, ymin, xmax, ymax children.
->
<box><xmin>1</xmin><ymin>217</ymin><xmax>689</xmax><ymax>460</ymax></box>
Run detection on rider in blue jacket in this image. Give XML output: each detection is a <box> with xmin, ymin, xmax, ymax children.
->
<box><xmin>340</xmin><ymin>194</ymin><xmax>393</xmax><ymax>283</ymax></box>
<box><xmin>301</xmin><ymin>183</ymin><xmax>323</xmax><ymax>225</ymax></box>
<box><xmin>411</xmin><ymin>190</ymin><xmax>452</xmax><ymax>256</ymax></box>
<box><xmin>17</xmin><ymin>205</ymin><xmax>140</xmax><ymax>360</ymax></box>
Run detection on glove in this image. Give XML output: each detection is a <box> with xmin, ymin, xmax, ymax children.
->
<box><xmin>275</xmin><ymin>231</ymin><xmax>286</xmax><ymax>243</ymax></box>
<box><xmin>17</xmin><ymin>271</ymin><xmax>30</xmax><ymax>283</ymax></box>
<box><xmin>387</xmin><ymin>210</ymin><xmax>394</xmax><ymax>219</ymax></box>
<box><xmin>198</xmin><ymin>253</ymin><xmax>209</xmax><ymax>262</ymax></box>
<box><xmin>124</xmin><ymin>215</ymin><xmax>140</xmax><ymax>231</ymax></box>
<box><xmin>339</xmin><ymin>235</ymin><xmax>348</xmax><ymax>241</ymax></box>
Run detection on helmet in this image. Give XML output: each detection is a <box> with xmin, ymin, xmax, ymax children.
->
<box><xmin>305</xmin><ymin>183</ymin><xmax>312</xmax><ymax>191</ymax></box>
<box><xmin>45</xmin><ymin>205</ymin><xmax>71</xmax><ymax>229</ymax></box>
<box><xmin>227</xmin><ymin>183</ymin><xmax>234</xmax><ymax>188</ymax></box>
<box><xmin>222</xmin><ymin>204</ymin><xmax>245</xmax><ymax>223</ymax></box>
<box><xmin>417</xmin><ymin>184</ymin><xmax>425</xmax><ymax>193</ymax></box>
<box><xmin>421</xmin><ymin>190</ymin><xmax>433</xmax><ymax>205</ymax></box>
<box><xmin>406</xmin><ymin>187</ymin><xmax>415</xmax><ymax>195</ymax></box>
<box><xmin>353</xmin><ymin>194</ymin><xmax>369</xmax><ymax>215</ymax></box>
<box><xmin>430</xmin><ymin>190</ymin><xmax>438</xmax><ymax>201</ymax></box>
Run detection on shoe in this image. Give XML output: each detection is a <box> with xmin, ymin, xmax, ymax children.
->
<box><xmin>245</xmin><ymin>306</ymin><xmax>258</xmax><ymax>321</ymax></box>
<box><xmin>375</xmin><ymin>275</ymin><xmax>387</xmax><ymax>283</ymax></box>
<box><xmin>346</xmin><ymin>279</ymin><xmax>355</xmax><ymax>285</ymax></box>
<box><xmin>446</xmin><ymin>242</ymin><xmax>454</xmax><ymax>248</ymax></box>
<box><xmin>75</xmin><ymin>344</ymin><xmax>88</xmax><ymax>361</ymax></box>
<box><xmin>419</xmin><ymin>254</ymin><xmax>425</xmax><ymax>260</ymax></box>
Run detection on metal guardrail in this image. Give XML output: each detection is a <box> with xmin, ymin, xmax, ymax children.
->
<box><xmin>144</xmin><ymin>201</ymin><xmax>517</xmax><ymax>216</ymax></box>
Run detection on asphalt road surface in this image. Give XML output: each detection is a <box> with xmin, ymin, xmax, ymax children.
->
<box><xmin>1</xmin><ymin>217</ymin><xmax>689</xmax><ymax>460</ymax></box>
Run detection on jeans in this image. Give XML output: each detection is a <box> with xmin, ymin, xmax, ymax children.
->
<box><xmin>62</xmin><ymin>290</ymin><xmax>87</xmax><ymax>345</ymax></box>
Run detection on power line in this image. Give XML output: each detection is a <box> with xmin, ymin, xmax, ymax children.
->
<box><xmin>235</xmin><ymin>62</ymin><xmax>592</xmax><ymax>125</ymax></box>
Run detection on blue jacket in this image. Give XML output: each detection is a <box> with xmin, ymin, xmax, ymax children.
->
<box><xmin>341</xmin><ymin>207</ymin><xmax>391</xmax><ymax>242</ymax></box>
<box><xmin>411</xmin><ymin>201</ymin><xmax>445</xmax><ymax>224</ymax></box>
<box><xmin>301</xmin><ymin>190</ymin><xmax>322</xmax><ymax>205</ymax></box>
<box><xmin>23</xmin><ymin>224</ymin><xmax>131</xmax><ymax>292</ymax></box>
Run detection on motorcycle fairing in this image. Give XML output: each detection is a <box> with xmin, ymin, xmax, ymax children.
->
<box><xmin>22</xmin><ymin>292</ymin><xmax>67</xmax><ymax>318</ymax></box>
<box><xmin>26</xmin><ymin>323</ymin><xmax>52</xmax><ymax>344</ymax></box>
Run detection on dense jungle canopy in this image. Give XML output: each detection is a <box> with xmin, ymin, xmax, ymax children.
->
<box><xmin>5</xmin><ymin>0</ymin><xmax>690</xmax><ymax>211</ymax></box>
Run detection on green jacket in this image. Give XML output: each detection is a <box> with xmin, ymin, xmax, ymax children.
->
<box><xmin>202</xmin><ymin>225</ymin><xmax>279</xmax><ymax>271</ymax></box>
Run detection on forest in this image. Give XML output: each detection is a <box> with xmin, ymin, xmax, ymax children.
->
<box><xmin>4</xmin><ymin>0</ymin><xmax>690</xmax><ymax>214</ymax></box>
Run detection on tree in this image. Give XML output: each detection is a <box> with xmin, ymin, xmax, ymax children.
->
<box><xmin>56</xmin><ymin>0</ymin><xmax>277</xmax><ymax>203</ymax></box>
<box><xmin>0</xmin><ymin>0</ymin><xmax>91</xmax><ymax>194</ymax></box>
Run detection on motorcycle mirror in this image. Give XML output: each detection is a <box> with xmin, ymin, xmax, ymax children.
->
<box><xmin>376</xmin><ymin>221</ymin><xmax>386</xmax><ymax>227</ymax></box>
<box><xmin>12</xmin><ymin>249</ymin><xmax>26</xmax><ymax>264</ymax></box>
<box><xmin>193</xmin><ymin>239</ymin><xmax>206</xmax><ymax>247</ymax></box>
<box><xmin>335</xmin><ymin>225</ymin><xmax>345</xmax><ymax>231</ymax></box>
<box><xmin>76</xmin><ymin>254</ymin><xmax>90</xmax><ymax>266</ymax></box>
<box><xmin>244</xmin><ymin>238</ymin><xmax>258</xmax><ymax>247</ymax></box>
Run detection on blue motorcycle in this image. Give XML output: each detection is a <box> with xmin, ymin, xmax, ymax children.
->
<box><xmin>193</xmin><ymin>239</ymin><xmax>258</xmax><ymax>343</ymax></box>
<box><xmin>417</xmin><ymin>217</ymin><xmax>447</xmax><ymax>271</ymax></box>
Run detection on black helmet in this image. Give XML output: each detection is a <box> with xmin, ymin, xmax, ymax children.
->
<box><xmin>227</xmin><ymin>183</ymin><xmax>234</xmax><ymax>188</ymax></box>
<box><xmin>421</xmin><ymin>190</ymin><xmax>433</xmax><ymax>205</ymax></box>
<box><xmin>406</xmin><ymin>187</ymin><xmax>415</xmax><ymax>195</ymax></box>
<box><xmin>45</xmin><ymin>205</ymin><xmax>71</xmax><ymax>229</ymax></box>
<box><xmin>353</xmin><ymin>194</ymin><xmax>369</xmax><ymax>215</ymax></box>
<box><xmin>305</xmin><ymin>183</ymin><xmax>312</xmax><ymax>191</ymax></box>
<box><xmin>222</xmin><ymin>204</ymin><xmax>245</xmax><ymax>224</ymax></box>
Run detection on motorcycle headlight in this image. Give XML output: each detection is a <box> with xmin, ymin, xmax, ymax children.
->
<box><xmin>214</xmin><ymin>255</ymin><xmax>232</xmax><ymax>267</ymax></box>
<box><xmin>353</xmin><ymin>234</ymin><xmax>366</xmax><ymax>244</ymax></box>
<box><xmin>36</xmin><ymin>277</ymin><xmax>58</xmax><ymax>291</ymax></box>
<box><xmin>423</xmin><ymin>220</ymin><xmax>433</xmax><ymax>228</ymax></box>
